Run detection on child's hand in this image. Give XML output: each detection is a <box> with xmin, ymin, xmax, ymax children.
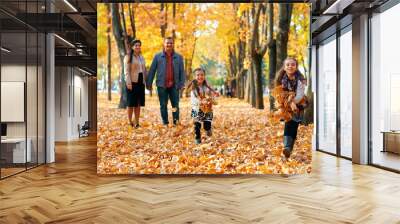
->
<box><xmin>290</xmin><ymin>101</ymin><xmax>298</xmax><ymax>111</ymax></box>
<box><xmin>127</xmin><ymin>83</ymin><xmax>132</xmax><ymax>91</ymax></box>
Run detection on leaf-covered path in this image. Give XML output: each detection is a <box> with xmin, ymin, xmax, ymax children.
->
<box><xmin>97</xmin><ymin>94</ymin><xmax>313</xmax><ymax>175</ymax></box>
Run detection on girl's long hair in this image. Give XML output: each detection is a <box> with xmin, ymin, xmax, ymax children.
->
<box><xmin>274</xmin><ymin>57</ymin><xmax>299</xmax><ymax>87</ymax></box>
<box><xmin>188</xmin><ymin>68</ymin><xmax>214</xmax><ymax>97</ymax></box>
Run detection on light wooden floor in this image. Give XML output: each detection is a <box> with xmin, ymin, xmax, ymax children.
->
<box><xmin>1</xmin><ymin>135</ymin><xmax>400</xmax><ymax>224</ymax></box>
<box><xmin>372</xmin><ymin>151</ymin><xmax>400</xmax><ymax>171</ymax></box>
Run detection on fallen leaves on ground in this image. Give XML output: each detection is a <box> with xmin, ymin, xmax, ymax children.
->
<box><xmin>97</xmin><ymin>93</ymin><xmax>313</xmax><ymax>175</ymax></box>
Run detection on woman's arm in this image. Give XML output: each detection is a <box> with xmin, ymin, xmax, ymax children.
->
<box><xmin>124</xmin><ymin>54</ymin><xmax>132</xmax><ymax>88</ymax></box>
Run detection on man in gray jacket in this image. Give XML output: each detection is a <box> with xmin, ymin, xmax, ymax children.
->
<box><xmin>146</xmin><ymin>37</ymin><xmax>186</xmax><ymax>125</ymax></box>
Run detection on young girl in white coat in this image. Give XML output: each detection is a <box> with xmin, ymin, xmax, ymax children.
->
<box><xmin>189</xmin><ymin>68</ymin><xmax>219</xmax><ymax>144</ymax></box>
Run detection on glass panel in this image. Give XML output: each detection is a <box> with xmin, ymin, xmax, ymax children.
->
<box><xmin>317</xmin><ymin>36</ymin><xmax>337</xmax><ymax>154</ymax></box>
<box><xmin>27</xmin><ymin>31</ymin><xmax>38</xmax><ymax>169</ymax></box>
<box><xmin>1</xmin><ymin>0</ymin><xmax>28</xmax><ymax>177</ymax></box>
<box><xmin>0</xmin><ymin>0</ymin><xmax>46</xmax><ymax>178</ymax></box>
<box><xmin>339</xmin><ymin>29</ymin><xmax>352</xmax><ymax>158</ymax></box>
<box><xmin>371</xmin><ymin>4</ymin><xmax>400</xmax><ymax>171</ymax></box>
<box><xmin>1</xmin><ymin>31</ymin><xmax>27</xmax><ymax>177</ymax></box>
<box><xmin>38</xmin><ymin>32</ymin><xmax>45</xmax><ymax>165</ymax></box>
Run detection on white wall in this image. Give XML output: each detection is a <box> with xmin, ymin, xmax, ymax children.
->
<box><xmin>55</xmin><ymin>66</ymin><xmax>69</xmax><ymax>141</ymax></box>
<box><xmin>1</xmin><ymin>65</ymin><xmax>26</xmax><ymax>141</ymax></box>
<box><xmin>1</xmin><ymin>63</ymin><xmax>46</xmax><ymax>164</ymax></box>
<box><xmin>54</xmin><ymin>66</ymin><xmax>89</xmax><ymax>141</ymax></box>
<box><xmin>1</xmin><ymin>65</ymin><xmax>34</xmax><ymax>137</ymax></box>
<box><xmin>72</xmin><ymin>72</ymin><xmax>89</xmax><ymax>138</ymax></box>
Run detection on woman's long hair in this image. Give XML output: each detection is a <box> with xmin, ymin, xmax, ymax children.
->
<box><xmin>274</xmin><ymin>57</ymin><xmax>299</xmax><ymax>87</ymax></box>
<box><xmin>128</xmin><ymin>39</ymin><xmax>142</xmax><ymax>63</ymax></box>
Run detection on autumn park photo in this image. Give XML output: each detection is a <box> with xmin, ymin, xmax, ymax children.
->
<box><xmin>97</xmin><ymin>3</ymin><xmax>313</xmax><ymax>175</ymax></box>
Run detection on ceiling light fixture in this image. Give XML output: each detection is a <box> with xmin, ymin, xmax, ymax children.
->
<box><xmin>1</xmin><ymin>47</ymin><xmax>11</xmax><ymax>53</ymax></box>
<box><xmin>322</xmin><ymin>0</ymin><xmax>355</xmax><ymax>15</ymax></box>
<box><xmin>63</xmin><ymin>0</ymin><xmax>78</xmax><ymax>12</ymax></box>
<box><xmin>54</xmin><ymin>34</ymin><xmax>75</xmax><ymax>48</ymax></box>
<box><xmin>78</xmin><ymin>67</ymin><xmax>92</xmax><ymax>76</ymax></box>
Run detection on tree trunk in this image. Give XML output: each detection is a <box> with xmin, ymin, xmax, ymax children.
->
<box><xmin>276</xmin><ymin>4</ymin><xmax>293</xmax><ymax>69</ymax></box>
<box><xmin>303</xmin><ymin>59</ymin><xmax>313</xmax><ymax>124</ymax></box>
<box><xmin>268</xmin><ymin>39</ymin><xmax>277</xmax><ymax>111</ymax></box>
<box><xmin>160</xmin><ymin>3</ymin><xmax>166</xmax><ymax>38</ymax></box>
<box><xmin>248</xmin><ymin>4</ymin><xmax>265</xmax><ymax>109</ymax></box>
<box><xmin>237</xmin><ymin>70</ymin><xmax>246</xmax><ymax>100</ymax></box>
<box><xmin>303</xmin><ymin>87</ymin><xmax>313</xmax><ymax>124</ymax></box>
<box><xmin>184</xmin><ymin>58</ymin><xmax>190</xmax><ymax>98</ymax></box>
<box><xmin>241</xmin><ymin>74</ymin><xmax>246</xmax><ymax>99</ymax></box>
<box><xmin>107</xmin><ymin>4</ymin><xmax>112</xmax><ymax>101</ymax></box>
<box><xmin>246</xmin><ymin>4</ymin><xmax>258</xmax><ymax>106</ymax></box>
<box><xmin>253</xmin><ymin>54</ymin><xmax>264</xmax><ymax>109</ymax></box>
<box><xmin>185</xmin><ymin>55</ymin><xmax>193</xmax><ymax>98</ymax></box>
<box><xmin>250</xmin><ymin>65</ymin><xmax>256</xmax><ymax>107</ymax></box>
<box><xmin>228</xmin><ymin>45</ymin><xmax>236</xmax><ymax>79</ymax></box>
<box><xmin>188</xmin><ymin>37</ymin><xmax>197</xmax><ymax>79</ymax></box>
<box><xmin>172</xmin><ymin>3</ymin><xmax>176</xmax><ymax>40</ymax></box>
<box><xmin>128</xmin><ymin>4</ymin><xmax>136</xmax><ymax>38</ymax></box>
<box><xmin>245</xmin><ymin>71</ymin><xmax>250</xmax><ymax>103</ymax></box>
<box><xmin>235</xmin><ymin>7</ymin><xmax>247</xmax><ymax>100</ymax></box>
<box><xmin>103</xmin><ymin>65</ymin><xmax>106</xmax><ymax>92</ymax></box>
<box><xmin>120</xmin><ymin>3</ymin><xmax>128</xmax><ymax>36</ymax></box>
<box><xmin>111</xmin><ymin>3</ymin><xmax>128</xmax><ymax>108</ymax></box>
<box><xmin>267</xmin><ymin>3</ymin><xmax>277</xmax><ymax>111</ymax></box>
<box><xmin>236</xmin><ymin>71</ymin><xmax>242</xmax><ymax>99</ymax></box>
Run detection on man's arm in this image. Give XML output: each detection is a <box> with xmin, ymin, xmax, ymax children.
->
<box><xmin>146</xmin><ymin>54</ymin><xmax>158</xmax><ymax>90</ymax></box>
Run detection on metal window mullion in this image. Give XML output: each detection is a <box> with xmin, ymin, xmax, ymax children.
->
<box><xmin>0</xmin><ymin>22</ymin><xmax>2</xmax><ymax>179</ymax></box>
<box><xmin>44</xmin><ymin>0</ymin><xmax>48</xmax><ymax>165</ymax></box>
<box><xmin>25</xmin><ymin>0</ymin><xmax>28</xmax><ymax>171</ymax></box>
<box><xmin>367</xmin><ymin>10</ymin><xmax>373</xmax><ymax>165</ymax></box>
<box><xmin>36</xmin><ymin>0</ymin><xmax>39</xmax><ymax>167</ymax></box>
<box><xmin>336</xmin><ymin>27</ymin><xmax>341</xmax><ymax>157</ymax></box>
<box><xmin>44</xmin><ymin>33</ymin><xmax>47</xmax><ymax>164</ymax></box>
<box><xmin>316</xmin><ymin>44</ymin><xmax>319</xmax><ymax>151</ymax></box>
<box><xmin>72</xmin><ymin>68</ymin><xmax>73</xmax><ymax>118</ymax></box>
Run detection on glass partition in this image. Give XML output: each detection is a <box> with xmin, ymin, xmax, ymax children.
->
<box><xmin>0</xmin><ymin>0</ymin><xmax>46</xmax><ymax>179</ymax></box>
<box><xmin>339</xmin><ymin>27</ymin><xmax>352</xmax><ymax>158</ymax></box>
<box><xmin>317</xmin><ymin>35</ymin><xmax>337</xmax><ymax>155</ymax></box>
<box><xmin>370</xmin><ymin>3</ymin><xmax>400</xmax><ymax>171</ymax></box>
<box><xmin>1</xmin><ymin>29</ymin><xmax>28</xmax><ymax>178</ymax></box>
